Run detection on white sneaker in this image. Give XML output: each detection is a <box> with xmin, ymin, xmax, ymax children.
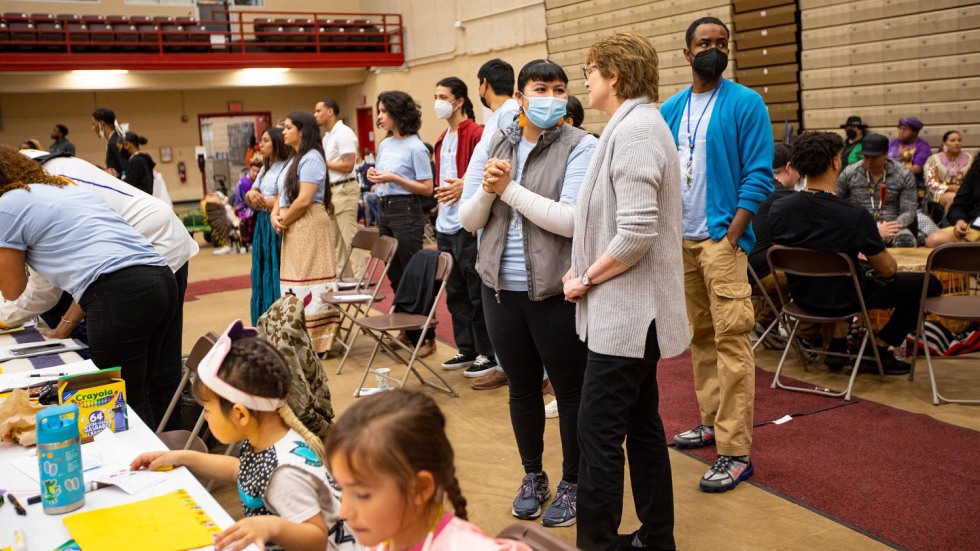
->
<box><xmin>544</xmin><ymin>398</ymin><xmax>558</xmax><ymax>419</ymax></box>
<box><xmin>213</xmin><ymin>245</ymin><xmax>232</xmax><ymax>255</ymax></box>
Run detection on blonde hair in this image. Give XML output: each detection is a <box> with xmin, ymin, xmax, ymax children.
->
<box><xmin>586</xmin><ymin>33</ymin><xmax>660</xmax><ymax>102</ymax></box>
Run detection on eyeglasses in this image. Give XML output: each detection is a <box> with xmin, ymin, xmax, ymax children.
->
<box><xmin>582</xmin><ymin>65</ymin><xmax>598</xmax><ymax>80</ymax></box>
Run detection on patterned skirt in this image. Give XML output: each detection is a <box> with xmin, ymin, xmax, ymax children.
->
<box><xmin>250</xmin><ymin>210</ymin><xmax>281</xmax><ymax>325</ymax></box>
<box><xmin>279</xmin><ymin>204</ymin><xmax>339</xmax><ymax>353</ymax></box>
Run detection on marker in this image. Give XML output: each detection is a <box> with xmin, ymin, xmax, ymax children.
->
<box><xmin>29</xmin><ymin>373</ymin><xmax>67</xmax><ymax>378</ymax></box>
<box><xmin>8</xmin><ymin>494</ymin><xmax>26</xmax><ymax>515</ymax></box>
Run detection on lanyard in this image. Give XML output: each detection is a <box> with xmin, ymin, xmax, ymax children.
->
<box><xmin>866</xmin><ymin>169</ymin><xmax>885</xmax><ymax>220</ymax></box>
<box><xmin>684</xmin><ymin>85</ymin><xmax>720</xmax><ymax>188</ymax></box>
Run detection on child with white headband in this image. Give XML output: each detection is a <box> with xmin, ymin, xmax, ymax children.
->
<box><xmin>131</xmin><ymin>320</ymin><xmax>360</xmax><ymax>551</ymax></box>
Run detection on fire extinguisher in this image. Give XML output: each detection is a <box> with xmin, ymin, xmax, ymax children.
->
<box><xmin>178</xmin><ymin>161</ymin><xmax>187</xmax><ymax>184</ymax></box>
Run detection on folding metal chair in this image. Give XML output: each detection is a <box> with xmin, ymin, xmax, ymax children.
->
<box><xmin>909</xmin><ymin>242</ymin><xmax>980</xmax><ymax>405</ymax></box>
<box><xmin>155</xmin><ymin>332</ymin><xmax>216</xmax><ymax>450</ymax></box>
<box><xmin>326</xmin><ymin>235</ymin><xmax>397</xmax><ymax>374</ymax></box>
<box><xmin>335</xmin><ymin>226</ymin><xmax>379</xmax><ymax>289</ymax></box>
<box><xmin>767</xmin><ymin>245</ymin><xmax>885</xmax><ymax>400</ymax></box>
<box><xmin>351</xmin><ymin>251</ymin><xmax>458</xmax><ymax>397</ymax></box>
<box><xmin>748</xmin><ymin>262</ymin><xmax>814</xmax><ymax>366</ymax></box>
<box><xmin>497</xmin><ymin>523</ymin><xmax>578</xmax><ymax>551</ymax></box>
<box><xmin>749</xmin><ymin>263</ymin><xmax>785</xmax><ymax>351</ymax></box>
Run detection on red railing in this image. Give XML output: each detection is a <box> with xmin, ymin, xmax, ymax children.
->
<box><xmin>0</xmin><ymin>10</ymin><xmax>404</xmax><ymax>71</ymax></box>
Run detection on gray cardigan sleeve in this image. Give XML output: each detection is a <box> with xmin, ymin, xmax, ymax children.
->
<box><xmin>604</xmin><ymin>134</ymin><xmax>663</xmax><ymax>266</ymax></box>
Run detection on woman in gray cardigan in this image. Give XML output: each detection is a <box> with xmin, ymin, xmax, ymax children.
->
<box><xmin>564</xmin><ymin>33</ymin><xmax>689</xmax><ymax>551</ymax></box>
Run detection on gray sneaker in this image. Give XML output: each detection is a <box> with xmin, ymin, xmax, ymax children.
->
<box><xmin>511</xmin><ymin>472</ymin><xmax>550</xmax><ymax>519</ymax></box>
<box><xmin>674</xmin><ymin>424</ymin><xmax>715</xmax><ymax>449</ymax></box>
<box><xmin>541</xmin><ymin>480</ymin><xmax>576</xmax><ymax>527</ymax></box>
<box><xmin>700</xmin><ymin>455</ymin><xmax>754</xmax><ymax>492</ymax></box>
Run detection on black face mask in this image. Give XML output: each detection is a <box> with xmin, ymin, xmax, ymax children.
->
<box><xmin>692</xmin><ymin>48</ymin><xmax>728</xmax><ymax>80</ymax></box>
<box><xmin>845</xmin><ymin>128</ymin><xmax>858</xmax><ymax>140</ymax></box>
<box><xmin>479</xmin><ymin>82</ymin><xmax>490</xmax><ymax>109</ymax></box>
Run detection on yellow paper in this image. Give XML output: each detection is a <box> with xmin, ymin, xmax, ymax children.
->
<box><xmin>64</xmin><ymin>489</ymin><xmax>221</xmax><ymax>551</ymax></box>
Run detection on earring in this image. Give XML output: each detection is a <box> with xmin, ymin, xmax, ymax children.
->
<box><xmin>612</xmin><ymin>87</ymin><xmax>617</xmax><ymax>97</ymax></box>
<box><xmin>518</xmin><ymin>109</ymin><xmax>527</xmax><ymax>128</ymax></box>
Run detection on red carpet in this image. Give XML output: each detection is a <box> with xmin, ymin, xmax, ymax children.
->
<box><xmin>184</xmin><ymin>274</ymin><xmax>252</xmax><ymax>302</ymax></box>
<box><xmin>659</xmin><ymin>352</ymin><xmax>980</xmax><ymax>550</ymax></box>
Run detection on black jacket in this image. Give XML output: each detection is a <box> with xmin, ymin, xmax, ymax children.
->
<box><xmin>123</xmin><ymin>152</ymin><xmax>155</xmax><ymax>195</ymax></box>
<box><xmin>948</xmin><ymin>164</ymin><xmax>980</xmax><ymax>225</ymax></box>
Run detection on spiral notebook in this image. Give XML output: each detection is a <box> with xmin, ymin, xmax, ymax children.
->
<box><xmin>63</xmin><ymin>489</ymin><xmax>222</xmax><ymax>551</ymax></box>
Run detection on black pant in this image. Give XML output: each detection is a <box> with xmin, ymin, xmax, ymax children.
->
<box><xmin>378</xmin><ymin>195</ymin><xmax>424</xmax><ymax>293</ymax></box>
<box><xmin>482</xmin><ymin>285</ymin><xmax>587</xmax><ymax>483</ymax></box>
<box><xmin>79</xmin><ymin>265</ymin><xmax>178</xmax><ymax>427</ymax></box>
<box><xmin>862</xmin><ymin>272</ymin><xmax>943</xmax><ymax>347</ymax></box>
<box><xmin>150</xmin><ymin>262</ymin><xmax>188</xmax><ymax>431</ymax></box>
<box><xmin>577</xmin><ymin>321</ymin><xmax>675</xmax><ymax>551</ymax></box>
<box><xmin>436</xmin><ymin>230</ymin><xmax>494</xmax><ymax>358</ymax></box>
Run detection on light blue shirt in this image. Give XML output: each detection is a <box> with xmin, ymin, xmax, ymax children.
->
<box><xmin>257</xmin><ymin>160</ymin><xmax>285</xmax><ymax>198</ymax></box>
<box><xmin>278</xmin><ymin>151</ymin><xmax>327</xmax><ymax>207</ymax></box>
<box><xmin>463</xmin><ymin>130</ymin><xmax>596</xmax><ymax>291</ymax></box>
<box><xmin>435</xmin><ymin>132</ymin><xmax>461</xmax><ymax>234</ymax></box>
<box><xmin>462</xmin><ymin>99</ymin><xmax>521</xmax><ymax>202</ymax></box>
<box><xmin>374</xmin><ymin>135</ymin><xmax>432</xmax><ymax>197</ymax></box>
<box><xmin>0</xmin><ymin>184</ymin><xmax>165</xmax><ymax>301</ymax></box>
<box><xmin>677</xmin><ymin>89</ymin><xmax>717</xmax><ymax>240</ymax></box>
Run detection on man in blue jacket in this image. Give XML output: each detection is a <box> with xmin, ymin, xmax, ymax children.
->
<box><xmin>660</xmin><ymin>16</ymin><xmax>773</xmax><ymax>494</ymax></box>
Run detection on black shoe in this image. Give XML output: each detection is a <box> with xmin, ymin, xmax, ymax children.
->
<box><xmin>824</xmin><ymin>337</ymin><xmax>849</xmax><ymax>373</ymax></box>
<box><xmin>859</xmin><ymin>346</ymin><xmax>911</xmax><ymax>375</ymax></box>
<box><xmin>616</xmin><ymin>531</ymin><xmax>647</xmax><ymax>549</ymax></box>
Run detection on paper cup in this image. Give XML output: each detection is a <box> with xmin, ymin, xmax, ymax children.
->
<box><xmin>373</xmin><ymin>368</ymin><xmax>391</xmax><ymax>390</ymax></box>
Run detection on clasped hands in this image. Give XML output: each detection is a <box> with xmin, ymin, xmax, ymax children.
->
<box><xmin>482</xmin><ymin>158</ymin><xmax>513</xmax><ymax>196</ymax></box>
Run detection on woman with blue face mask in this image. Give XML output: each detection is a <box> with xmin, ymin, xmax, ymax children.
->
<box><xmin>458</xmin><ymin>59</ymin><xmax>597</xmax><ymax>529</ymax></box>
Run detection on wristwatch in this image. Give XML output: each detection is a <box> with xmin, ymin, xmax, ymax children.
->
<box><xmin>581</xmin><ymin>272</ymin><xmax>593</xmax><ymax>287</ymax></box>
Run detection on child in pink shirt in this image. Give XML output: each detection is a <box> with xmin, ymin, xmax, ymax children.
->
<box><xmin>327</xmin><ymin>389</ymin><xmax>532</xmax><ymax>551</ymax></box>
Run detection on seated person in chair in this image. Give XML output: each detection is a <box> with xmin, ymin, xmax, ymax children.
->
<box><xmin>925</xmin><ymin>160</ymin><xmax>980</xmax><ymax>247</ymax></box>
<box><xmin>769</xmin><ymin>131</ymin><xmax>943</xmax><ymax>375</ymax></box>
<box><xmin>836</xmin><ymin>134</ymin><xmax>918</xmax><ymax>248</ymax></box>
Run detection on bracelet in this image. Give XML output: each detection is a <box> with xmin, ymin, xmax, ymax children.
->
<box><xmin>61</xmin><ymin>317</ymin><xmax>81</xmax><ymax>325</ymax></box>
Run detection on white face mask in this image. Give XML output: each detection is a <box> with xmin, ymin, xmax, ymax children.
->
<box><xmin>434</xmin><ymin>99</ymin><xmax>455</xmax><ymax>120</ymax></box>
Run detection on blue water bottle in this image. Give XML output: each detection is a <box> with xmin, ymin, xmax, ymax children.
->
<box><xmin>36</xmin><ymin>404</ymin><xmax>86</xmax><ymax>514</ymax></box>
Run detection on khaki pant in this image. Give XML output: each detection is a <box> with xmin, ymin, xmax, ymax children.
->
<box><xmin>330</xmin><ymin>180</ymin><xmax>365</xmax><ymax>278</ymax></box>
<box><xmin>683</xmin><ymin>238</ymin><xmax>755</xmax><ymax>457</ymax></box>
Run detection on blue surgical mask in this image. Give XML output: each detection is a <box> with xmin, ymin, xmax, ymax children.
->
<box><xmin>524</xmin><ymin>96</ymin><xmax>567</xmax><ymax>128</ymax></box>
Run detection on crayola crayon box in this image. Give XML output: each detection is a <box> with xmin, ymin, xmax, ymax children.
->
<box><xmin>58</xmin><ymin>367</ymin><xmax>128</xmax><ymax>438</ymax></box>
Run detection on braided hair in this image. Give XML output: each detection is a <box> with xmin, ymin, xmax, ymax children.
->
<box><xmin>191</xmin><ymin>336</ymin><xmax>325</xmax><ymax>461</ymax></box>
<box><xmin>326</xmin><ymin>389</ymin><xmax>468</xmax><ymax>520</ymax></box>
<box><xmin>0</xmin><ymin>145</ymin><xmax>71</xmax><ymax>197</ymax></box>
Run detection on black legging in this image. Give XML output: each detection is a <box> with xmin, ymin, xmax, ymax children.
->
<box><xmin>482</xmin><ymin>285</ymin><xmax>587</xmax><ymax>483</ymax></box>
<box><xmin>79</xmin><ymin>265</ymin><xmax>178</xmax><ymax>426</ymax></box>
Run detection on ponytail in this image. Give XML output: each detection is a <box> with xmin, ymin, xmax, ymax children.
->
<box><xmin>461</xmin><ymin>97</ymin><xmax>476</xmax><ymax>121</ymax></box>
<box><xmin>279</xmin><ymin>403</ymin><xmax>326</xmax><ymax>463</ymax></box>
